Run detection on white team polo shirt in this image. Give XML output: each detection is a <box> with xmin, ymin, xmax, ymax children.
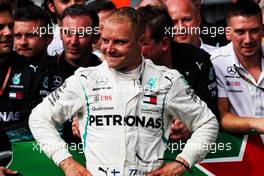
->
<box><xmin>200</xmin><ymin>38</ymin><xmax>217</xmax><ymax>55</ymax></box>
<box><xmin>47</xmin><ymin>24</ymin><xmax>63</xmax><ymax>56</ymax></box>
<box><xmin>211</xmin><ymin>42</ymin><xmax>264</xmax><ymax>117</ymax></box>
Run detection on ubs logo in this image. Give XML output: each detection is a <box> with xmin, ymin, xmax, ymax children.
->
<box><xmin>94</xmin><ymin>95</ymin><xmax>112</xmax><ymax>102</ymax></box>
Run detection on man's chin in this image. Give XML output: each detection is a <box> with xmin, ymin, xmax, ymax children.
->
<box><xmin>241</xmin><ymin>50</ymin><xmax>258</xmax><ymax>57</ymax></box>
<box><xmin>174</xmin><ymin>38</ymin><xmax>190</xmax><ymax>44</ymax></box>
<box><xmin>107</xmin><ymin>63</ymin><xmax>118</xmax><ymax>69</ymax></box>
<box><xmin>67</xmin><ymin>53</ymin><xmax>81</xmax><ymax>60</ymax></box>
<box><xmin>244</xmin><ymin>53</ymin><xmax>257</xmax><ymax>57</ymax></box>
<box><xmin>17</xmin><ymin>52</ymin><xmax>33</xmax><ymax>58</ymax></box>
<box><xmin>241</xmin><ymin>47</ymin><xmax>257</xmax><ymax>53</ymax></box>
<box><xmin>0</xmin><ymin>48</ymin><xmax>12</xmax><ymax>54</ymax></box>
<box><xmin>107</xmin><ymin>61</ymin><xmax>123</xmax><ymax>70</ymax></box>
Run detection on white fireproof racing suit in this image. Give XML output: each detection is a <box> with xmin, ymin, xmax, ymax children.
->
<box><xmin>29</xmin><ymin>59</ymin><xmax>218</xmax><ymax>176</ymax></box>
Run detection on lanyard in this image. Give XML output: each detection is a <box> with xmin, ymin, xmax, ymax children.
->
<box><xmin>0</xmin><ymin>66</ymin><xmax>12</xmax><ymax>96</ymax></box>
<box><xmin>233</xmin><ymin>64</ymin><xmax>264</xmax><ymax>91</ymax></box>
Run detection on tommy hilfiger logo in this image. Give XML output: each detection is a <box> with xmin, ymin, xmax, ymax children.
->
<box><xmin>9</xmin><ymin>91</ymin><xmax>23</xmax><ymax>99</ymax></box>
<box><xmin>143</xmin><ymin>95</ymin><xmax>157</xmax><ymax>105</ymax></box>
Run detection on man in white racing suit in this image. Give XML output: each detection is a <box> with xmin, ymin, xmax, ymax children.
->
<box><xmin>29</xmin><ymin>7</ymin><xmax>219</xmax><ymax>176</ymax></box>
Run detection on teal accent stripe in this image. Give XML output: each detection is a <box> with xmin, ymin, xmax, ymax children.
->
<box><xmin>160</xmin><ymin>78</ymin><xmax>174</xmax><ymax>145</ymax></box>
<box><xmin>79</xmin><ymin>79</ymin><xmax>91</xmax><ymax>149</ymax></box>
<box><xmin>161</xmin><ymin>91</ymin><xmax>169</xmax><ymax>145</ymax></box>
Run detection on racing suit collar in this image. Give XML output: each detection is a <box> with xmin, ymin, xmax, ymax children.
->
<box><xmin>110</xmin><ymin>56</ymin><xmax>145</xmax><ymax>82</ymax></box>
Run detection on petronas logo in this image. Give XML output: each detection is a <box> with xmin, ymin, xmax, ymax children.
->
<box><xmin>43</xmin><ymin>76</ymin><xmax>49</xmax><ymax>89</ymax></box>
<box><xmin>147</xmin><ymin>78</ymin><xmax>157</xmax><ymax>90</ymax></box>
<box><xmin>12</xmin><ymin>73</ymin><xmax>22</xmax><ymax>85</ymax></box>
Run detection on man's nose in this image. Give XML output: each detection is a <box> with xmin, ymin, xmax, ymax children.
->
<box><xmin>244</xmin><ymin>32</ymin><xmax>253</xmax><ymax>44</ymax></box>
<box><xmin>20</xmin><ymin>36</ymin><xmax>28</xmax><ymax>45</ymax></box>
<box><xmin>70</xmin><ymin>34</ymin><xmax>79</xmax><ymax>45</ymax></box>
<box><xmin>106</xmin><ymin>43</ymin><xmax>115</xmax><ymax>53</ymax></box>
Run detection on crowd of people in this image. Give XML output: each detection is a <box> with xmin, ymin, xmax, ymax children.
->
<box><xmin>0</xmin><ymin>0</ymin><xmax>263</xmax><ymax>176</ymax></box>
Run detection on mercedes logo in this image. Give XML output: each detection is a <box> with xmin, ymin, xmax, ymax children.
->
<box><xmin>227</xmin><ymin>66</ymin><xmax>236</xmax><ymax>75</ymax></box>
<box><xmin>96</xmin><ymin>77</ymin><xmax>108</xmax><ymax>86</ymax></box>
<box><xmin>53</xmin><ymin>76</ymin><xmax>63</xmax><ymax>87</ymax></box>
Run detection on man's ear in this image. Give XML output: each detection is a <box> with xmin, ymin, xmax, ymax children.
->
<box><xmin>60</xmin><ymin>26</ymin><xmax>63</xmax><ymax>40</ymax></box>
<box><xmin>225</xmin><ymin>26</ymin><xmax>232</xmax><ymax>41</ymax></box>
<box><xmin>92</xmin><ymin>34</ymin><xmax>100</xmax><ymax>44</ymax></box>
<box><xmin>160</xmin><ymin>37</ymin><xmax>171</xmax><ymax>52</ymax></box>
<box><xmin>47</xmin><ymin>1</ymin><xmax>55</xmax><ymax>13</ymax></box>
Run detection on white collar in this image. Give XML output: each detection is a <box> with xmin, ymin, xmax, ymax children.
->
<box><xmin>109</xmin><ymin>56</ymin><xmax>145</xmax><ymax>81</ymax></box>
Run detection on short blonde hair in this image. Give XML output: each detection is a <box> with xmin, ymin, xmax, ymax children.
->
<box><xmin>107</xmin><ymin>7</ymin><xmax>144</xmax><ymax>38</ymax></box>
